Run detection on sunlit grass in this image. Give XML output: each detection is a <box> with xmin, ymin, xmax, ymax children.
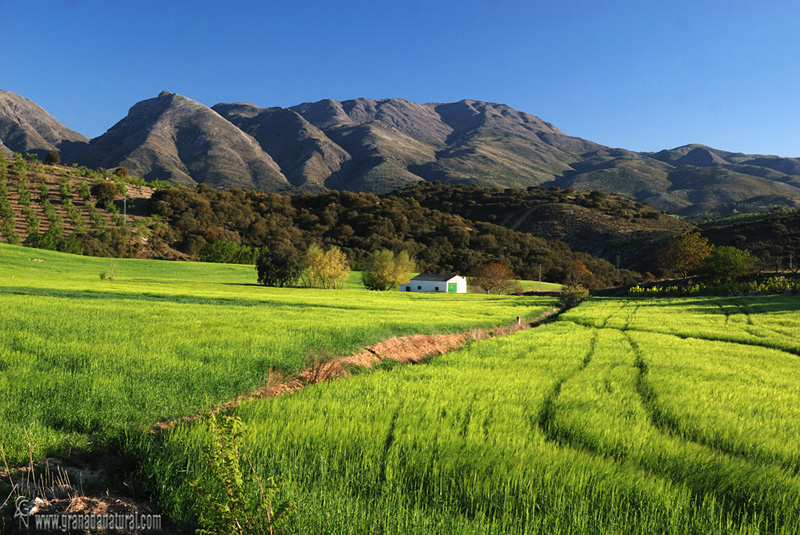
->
<box><xmin>0</xmin><ymin>243</ymin><xmax>554</xmax><ymax>465</ymax></box>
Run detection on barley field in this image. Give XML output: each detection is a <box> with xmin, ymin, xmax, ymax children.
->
<box><xmin>0</xmin><ymin>243</ymin><xmax>551</xmax><ymax>466</ymax></box>
<box><xmin>134</xmin><ymin>295</ymin><xmax>800</xmax><ymax>534</ymax></box>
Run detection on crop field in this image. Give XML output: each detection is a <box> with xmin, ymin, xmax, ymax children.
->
<box><xmin>134</xmin><ymin>295</ymin><xmax>800</xmax><ymax>534</ymax></box>
<box><xmin>0</xmin><ymin>244</ymin><xmax>552</xmax><ymax>466</ymax></box>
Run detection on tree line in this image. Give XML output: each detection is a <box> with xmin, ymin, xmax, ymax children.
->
<box><xmin>148</xmin><ymin>185</ymin><xmax>636</xmax><ymax>287</ymax></box>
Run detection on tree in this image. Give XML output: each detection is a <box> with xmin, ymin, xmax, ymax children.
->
<box><xmin>45</xmin><ymin>151</ymin><xmax>60</xmax><ymax>165</ymax></box>
<box><xmin>302</xmin><ymin>244</ymin><xmax>350</xmax><ymax>289</ymax></box>
<box><xmin>90</xmin><ymin>180</ymin><xmax>119</xmax><ymax>205</ymax></box>
<box><xmin>656</xmin><ymin>231</ymin><xmax>713</xmax><ymax>279</ymax></box>
<box><xmin>362</xmin><ymin>249</ymin><xmax>415</xmax><ymax>291</ymax></box>
<box><xmin>702</xmin><ymin>246</ymin><xmax>757</xmax><ymax>283</ymax></box>
<box><xmin>470</xmin><ymin>262</ymin><xmax>517</xmax><ymax>294</ymax></box>
<box><xmin>256</xmin><ymin>241</ymin><xmax>303</xmax><ymax>287</ymax></box>
<box><xmin>564</xmin><ymin>259</ymin><xmax>595</xmax><ymax>288</ymax></box>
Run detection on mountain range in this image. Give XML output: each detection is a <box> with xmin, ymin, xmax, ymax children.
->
<box><xmin>2</xmin><ymin>89</ymin><xmax>800</xmax><ymax>219</ymax></box>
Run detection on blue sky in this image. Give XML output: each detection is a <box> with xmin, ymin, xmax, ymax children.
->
<box><xmin>3</xmin><ymin>0</ymin><xmax>799</xmax><ymax>156</ymax></box>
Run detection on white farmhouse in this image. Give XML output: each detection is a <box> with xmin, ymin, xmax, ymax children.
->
<box><xmin>400</xmin><ymin>274</ymin><xmax>467</xmax><ymax>293</ymax></box>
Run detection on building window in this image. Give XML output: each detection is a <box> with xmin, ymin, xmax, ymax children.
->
<box><xmin>435</xmin><ymin>286</ymin><xmax>439</xmax><ymax>291</ymax></box>
<box><xmin>417</xmin><ymin>286</ymin><xmax>422</xmax><ymax>290</ymax></box>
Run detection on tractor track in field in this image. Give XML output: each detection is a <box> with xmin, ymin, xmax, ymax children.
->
<box><xmin>624</xmin><ymin>331</ymin><xmax>800</xmax><ymax>477</ymax></box>
<box><xmin>1</xmin><ymin>306</ymin><xmax>564</xmax><ymax>530</ymax></box>
<box><xmin>535</xmin><ymin>331</ymin><xmax>597</xmax><ymax>442</ymax></box>
<box><xmin>566</xmin><ymin>319</ymin><xmax>800</xmax><ymax>359</ymax></box>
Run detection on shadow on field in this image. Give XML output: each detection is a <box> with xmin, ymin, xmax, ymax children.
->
<box><xmin>0</xmin><ymin>286</ymin><xmax>372</xmax><ymax>311</ymax></box>
<box><xmin>626</xmin><ymin>295</ymin><xmax>800</xmax><ymax>314</ymax></box>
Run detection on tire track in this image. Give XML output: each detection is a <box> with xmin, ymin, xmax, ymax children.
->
<box><xmin>535</xmin><ymin>331</ymin><xmax>598</xmax><ymax>441</ymax></box>
<box><xmin>624</xmin><ymin>331</ymin><xmax>800</xmax><ymax>477</ymax></box>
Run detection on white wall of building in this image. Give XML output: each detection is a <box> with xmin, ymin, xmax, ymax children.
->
<box><xmin>400</xmin><ymin>276</ymin><xmax>467</xmax><ymax>293</ymax></box>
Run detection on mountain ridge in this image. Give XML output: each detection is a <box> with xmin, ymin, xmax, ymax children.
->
<box><xmin>2</xmin><ymin>89</ymin><xmax>800</xmax><ymax>219</ymax></box>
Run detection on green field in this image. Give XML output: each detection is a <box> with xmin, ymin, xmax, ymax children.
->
<box><xmin>0</xmin><ymin>244</ymin><xmax>552</xmax><ymax>466</ymax></box>
<box><xmin>132</xmin><ymin>295</ymin><xmax>800</xmax><ymax>534</ymax></box>
<box><xmin>2</xmin><ymin>244</ymin><xmax>799</xmax><ymax>534</ymax></box>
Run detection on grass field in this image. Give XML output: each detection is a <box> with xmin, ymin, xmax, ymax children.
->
<box><xmin>3</xmin><ymin>243</ymin><xmax>799</xmax><ymax>534</ymax></box>
<box><xmin>0</xmin><ymin>244</ymin><xmax>554</xmax><ymax>466</ymax></box>
<box><xmin>131</xmin><ymin>295</ymin><xmax>800</xmax><ymax>534</ymax></box>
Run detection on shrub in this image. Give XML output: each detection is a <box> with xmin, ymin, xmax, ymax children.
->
<box><xmin>256</xmin><ymin>241</ymin><xmax>303</xmax><ymax>287</ymax></box>
<box><xmin>361</xmin><ymin>249</ymin><xmax>415</xmax><ymax>291</ymax></box>
<box><xmin>44</xmin><ymin>151</ymin><xmax>60</xmax><ymax>165</ymax></box>
<box><xmin>561</xmin><ymin>284</ymin><xmax>590</xmax><ymax>309</ymax></box>
<box><xmin>702</xmin><ymin>246</ymin><xmax>757</xmax><ymax>283</ymax></box>
<box><xmin>90</xmin><ymin>181</ymin><xmax>119</xmax><ymax>205</ymax></box>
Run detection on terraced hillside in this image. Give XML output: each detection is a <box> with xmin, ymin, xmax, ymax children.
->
<box><xmin>0</xmin><ymin>154</ymin><xmax>162</xmax><ymax>258</ymax></box>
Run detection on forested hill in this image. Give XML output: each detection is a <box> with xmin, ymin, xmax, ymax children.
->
<box><xmin>149</xmin><ymin>185</ymin><xmax>640</xmax><ymax>286</ymax></box>
<box><xmin>0</xmin><ymin>155</ymin><xmax>639</xmax><ymax>286</ymax></box>
<box><xmin>699</xmin><ymin>209</ymin><xmax>800</xmax><ymax>273</ymax></box>
<box><xmin>392</xmin><ymin>182</ymin><xmax>695</xmax><ymax>271</ymax></box>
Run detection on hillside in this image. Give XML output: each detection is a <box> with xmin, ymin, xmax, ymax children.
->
<box><xmin>0</xmin><ymin>157</ymin><xmax>641</xmax><ymax>286</ymax></box>
<box><xmin>699</xmin><ymin>208</ymin><xmax>800</xmax><ymax>273</ymax></box>
<box><xmin>392</xmin><ymin>182</ymin><xmax>695</xmax><ymax>272</ymax></box>
<box><xmin>71</xmin><ymin>92</ymin><xmax>290</xmax><ymax>191</ymax></box>
<box><xmin>0</xmin><ymin>154</ymin><xmax>177</xmax><ymax>258</ymax></box>
<box><xmin>3</xmin><ymin>90</ymin><xmax>800</xmax><ymax>218</ymax></box>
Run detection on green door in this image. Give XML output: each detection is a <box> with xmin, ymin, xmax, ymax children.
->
<box><xmin>448</xmin><ymin>282</ymin><xmax>457</xmax><ymax>293</ymax></box>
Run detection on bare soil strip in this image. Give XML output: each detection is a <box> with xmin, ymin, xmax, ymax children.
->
<box><xmin>151</xmin><ymin>306</ymin><xmax>562</xmax><ymax>432</ymax></box>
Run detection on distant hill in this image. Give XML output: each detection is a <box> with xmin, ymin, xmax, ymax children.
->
<box><xmin>3</xmin><ymin>90</ymin><xmax>800</xmax><ymax>218</ymax></box>
<box><xmin>72</xmin><ymin>92</ymin><xmax>289</xmax><ymax>191</ymax></box>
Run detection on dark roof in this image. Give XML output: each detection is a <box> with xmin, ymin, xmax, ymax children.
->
<box><xmin>410</xmin><ymin>273</ymin><xmax>458</xmax><ymax>282</ymax></box>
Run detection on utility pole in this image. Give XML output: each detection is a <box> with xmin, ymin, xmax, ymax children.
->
<box><xmin>616</xmin><ymin>252</ymin><xmax>621</xmax><ymax>285</ymax></box>
<box><xmin>123</xmin><ymin>197</ymin><xmax>127</xmax><ymax>225</ymax></box>
<box><xmin>538</xmin><ymin>264</ymin><xmax>542</xmax><ymax>291</ymax></box>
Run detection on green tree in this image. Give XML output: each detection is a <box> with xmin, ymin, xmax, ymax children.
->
<box><xmin>656</xmin><ymin>231</ymin><xmax>714</xmax><ymax>279</ymax></box>
<box><xmin>256</xmin><ymin>241</ymin><xmax>303</xmax><ymax>287</ymax></box>
<box><xmin>90</xmin><ymin>180</ymin><xmax>119</xmax><ymax>205</ymax></box>
<box><xmin>362</xmin><ymin>249</ymin><xmax>415</xmax><ymax>291</ymax></box>
<box><xmin>45</xmin><ymin>151</ymin><xmax>60</xmax><ymax>165</ymax></box>
<box><xmin>702</xmin><ymin>246</ymin><xmax>757</xmax><ymax>283</ymax></box>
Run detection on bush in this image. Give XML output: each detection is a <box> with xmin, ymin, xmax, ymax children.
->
<box><xmin>44</xmin><ymin>151</ymin><xmax>60</xmax><ymax>165</ymax></box>
<box><xmin>702</xmin><ymin>246</ymin><xmax>757</xmax><ymax>283</ymax></box>
<box><xmin>256</xmin><ymin>241</ymin><xmax>303</xmax><ymax>287</ymax></box>
<box><xmin>561</xmin><ymin>285</ymin><xmax>589</xmax><ymax>309</ymax></box>
<box><xmin>90</xmin><ymin>180</ymin><xmax>119</xmax><ymax>205</ymax></box>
